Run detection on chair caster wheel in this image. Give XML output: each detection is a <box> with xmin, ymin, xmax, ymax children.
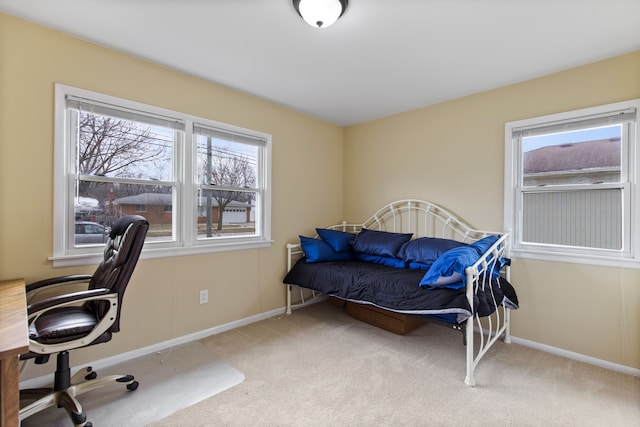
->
<box><xmin>85</xmin><ymin>371</ymin><xmax>97</xmax><ymax>381</ymax></box>
<box><xmin>71</xmin><ymin>411</ymin><xmax>91</xmax><ymax>426</ymax></box>
<box><xmin>127</xmin><ymin>380</ymin><xmax>139</xmax><ymax>391</ymax></box>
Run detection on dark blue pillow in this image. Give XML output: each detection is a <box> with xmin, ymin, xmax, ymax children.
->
<box><xmin>299</xmin><ymin>235</ymin><xmax>353</xmax><ymax>263</ymax></box>
<box><xmin>407</xmin><ymin>261</ymin><xmax>432</xmax><ymax>270</ymax></box>
<box><xmin>354</xmin><ymin>252</ymin><xmax>407</xmax><ymax>269</ymax></box>
<box><xmin>419</xmin><ymin>245</ymin><xmax>480</xmax><ymax>288</ymax></box>
<box><xmin>351</xmin><ymin>228</ymin><xmax>413</xmax><ymax>258</ymax></box>
<box><xmin>316</xmin><ymin>228</ymin><xmax>355</xmax><ymax>253</ymax></box>
<box><xmin>398</xmin><ymin>237</ymin><xmax>467</xmax><ymax>264</ymax></box>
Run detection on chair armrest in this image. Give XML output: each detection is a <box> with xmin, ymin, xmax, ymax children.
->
<box><xmin>26</xmin><ymin>274</ymin><xmax>93</xmax><ymax>293</ymax></box>
<box><xmin>27</xmin><ymin>288</ymin><xmax>111</xmax><ymax>318</ymax></box>
<box><xmin>26</xmin><ymin>275</ymin><xmax>93</xmax><ymax>304</ymax></box>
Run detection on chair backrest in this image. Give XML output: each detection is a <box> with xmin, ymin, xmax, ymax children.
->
<box><xmin>89</xmin><ymin>215</ymin><xmax>149</xmax><ymax>332</ymax></box>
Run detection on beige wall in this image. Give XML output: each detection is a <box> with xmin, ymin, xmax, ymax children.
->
<box><xmin>2</xmin><ymin>12</ymin><xmax>639</xmax><ymax>379</ymax></box>
<box><xmin>0</xmin><ymin>14</ymin><xmax>344</xmax><ymax>379</ymax></box>
<box><xmin>344</xmin><ymin>51</ymin><xmax>640</xmax><ymax>369</ymax></box>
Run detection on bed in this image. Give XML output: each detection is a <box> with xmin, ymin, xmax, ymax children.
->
<box><xmin>283</xmin><ymin>199</ymin><xmax>519</xmax><ymax>386</ymax></box>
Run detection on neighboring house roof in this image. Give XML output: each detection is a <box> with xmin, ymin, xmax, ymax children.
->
<box><xmin>523</xmin><ymin>138</ymin><xmax>620</xmax><ymax>174</ymax></box>
<box><xmin>113</xmin><ymin>193</ymin><xmax>251</xmax><ymax>207</ymax></box>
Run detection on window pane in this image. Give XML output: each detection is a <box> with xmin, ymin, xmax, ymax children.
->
<box><xmin>522</xmin><ymin>125</ymin><xmax>621</xmax><ymax>186</ymax></box>
<box><xmin>196</xmin><ymin>189</ymin><xmax>256</xmax><ymax>239</ymax></box>
<box><xmin>75</xmin><ymin>181</ymin><xmax>174</xmax><ymax>244</ymax></box>
<box><xmin>76</xmin><ymin>111</ymin><xmax>173</xmax><ymax>181</ymax></box>
<box><xmin>74</xmin><ymin>218</ymin><xmax>110</xmax><ymax>246</ymax></box>
<box><xmin>522</xmin><ymin>188</ymin><xmax>622</xmax><ymax>250</ymax></box>
<box><xmin>195</xmin><ymin>135</ymin><xmax>258</xmax><ymax>188</ymax></box>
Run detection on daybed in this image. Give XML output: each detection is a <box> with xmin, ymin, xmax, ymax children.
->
<box><xmin>283</xmin><ymin>199</ymin><xmax>519</xmax><ymax>386</ymax></box>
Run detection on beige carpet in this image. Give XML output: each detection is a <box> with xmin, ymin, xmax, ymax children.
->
<box><xmin>152</xmin><ymin>301</ymin><xmax>640</xmax><ymax>427</ymax></box>
<box><xmin>21</xmin><ymin>341</ymin><xmax>244</xmax><ymax>427</ymax></box>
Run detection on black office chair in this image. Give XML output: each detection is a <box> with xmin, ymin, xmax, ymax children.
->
<box><xmin>19</xmin><ymin>215</ymin><xmax>149</xmax><ymax>427</ymax></box>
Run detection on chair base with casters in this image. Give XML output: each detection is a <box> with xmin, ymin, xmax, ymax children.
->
<box><xmin>19</xmin><ymin>215</ymin><xmax>149</xmax><ymax>427</ymax></box>
<box><xmin>19</xmin><ymin>351</ymin><xmax>139</xmax><ymax>427</ymax></box>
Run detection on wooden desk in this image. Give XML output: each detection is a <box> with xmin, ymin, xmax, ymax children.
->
<box><xmin>0</xmin><ymin>279</ymin><xmax>28</xmax><ymax>427</ymax></box>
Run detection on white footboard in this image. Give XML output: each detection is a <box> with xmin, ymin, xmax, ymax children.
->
<box><xmin>463</xmin><ymin>233</ymin><xmax>511</xmax><ymax>386</ymax></box>
<box><xmin>284</xmin><ymin>199</ymin><xmax>514</xmax><ymax>386</ymax></box>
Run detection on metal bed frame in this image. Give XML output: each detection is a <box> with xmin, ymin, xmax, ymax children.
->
<box><xmin>285</xmin><ymin>199</ymin><xmax>513</xmax><ymax>386</ymax></box>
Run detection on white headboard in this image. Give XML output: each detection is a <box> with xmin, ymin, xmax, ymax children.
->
<box><xmin>287</xmin><ymin>199</ymin><xmax>501</xmax><ymax>269</ymax></box>
<box><xmin>329</xmin><ymin>199</ymin><xmax>495</xmax><ymax>243</ymax></box>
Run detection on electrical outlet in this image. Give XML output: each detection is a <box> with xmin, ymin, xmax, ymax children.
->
<box><xmin>199</xmin><ymin>289</ymin><xmax>208</xmax><ymax>304</ymax></box>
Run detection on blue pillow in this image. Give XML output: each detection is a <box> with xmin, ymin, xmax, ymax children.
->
<box><xmin>419</xmin><ymin>245</ymin><xmax>481</xmax><ymax>288</ymax></box>
<box><xmin>299</xmin><ymin>235</ymin><xmax>353</xmax><ymax>263</ymax></box>
<box><xmin>354</xmin><ymin>252</ymin><xmax>407</xmax><ymax>269</ymax></box>
<box><xmin>469</xmin><ymin>235</ymin><xmax>499</xmax><ymax>254</ymax></box>
<box><xmin>422</xmin><ymin>272</ymin><xmax>465</xmax><ymax>290</ymax></box>
<box><xmin>398</xmin><ymin>237</ymin><xmax>467</xmax><ymax>264</ymax></box>
<box><xmin>351</xmin><ymin>228</ymin><xmax>413</xmax><ymax>258</ymax></box>
<box><xmin>316</xmin><ymin>228</ymin><xmax>355</xmax><ymax>253</ymax></box>
<box><xmin>428</xmin><ymin>272</ymin><xmax>463</xmax><ymax>286</ymax></box>
<box><xmin>471</xmin><ymin>235</ymin><xmax>508</xmax><ymax>279</ymax></box>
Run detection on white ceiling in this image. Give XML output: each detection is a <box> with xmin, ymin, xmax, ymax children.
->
<box><xmin>1</xmin><ymin>0</ymin><xmax>639</xmax><ymax>126</ymax></box>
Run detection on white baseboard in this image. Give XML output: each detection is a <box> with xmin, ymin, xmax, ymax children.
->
<box><xmin>21</xmin><ymin>305</ymin><xmax>639</xmax><ymax>388</ymax></box>
<box><xmin>20</xmin><ymin>306</ymin><xmax>285</xmax><ymax>389</ymax></box>
<box><xmin>510</xmin><ymin>335</ymin><xmax>640</xmax><ymax>377</ymax></box>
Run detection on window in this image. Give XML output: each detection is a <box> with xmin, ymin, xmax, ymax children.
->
<box><xmin>193</xmin><ymin>124</ymin><xmax>263</xmax><ymax>239</ymax></box>
<box><xmin>504</xmin><ymin>99</ymin><xmax>639</xmax><ymax>268</ymax></box>
<box><xmin>53</xmin><ymin>84</ymin><xmax>272</xmax><ymax>267</ymax></box>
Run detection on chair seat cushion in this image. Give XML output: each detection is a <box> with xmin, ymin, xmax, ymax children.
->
<box><xmin>29</xmin><ymin>306</ymin><xmax>99</xmax><ymax>344</ymax></box>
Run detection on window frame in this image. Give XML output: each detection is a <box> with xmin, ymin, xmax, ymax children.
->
<box><xmin>52</xmin><ymin>84</ymin><xmax>272</xmax><ymax>267</ymax></box>
<box><xmin>504</xmin><ymin>99</ymin><xmax>640</xmax><ymax>268</ymax></box>
<box><xmin>191</xmin><ymin>123</ymin><xmax>265</xmax><ymax>245</ymax></box>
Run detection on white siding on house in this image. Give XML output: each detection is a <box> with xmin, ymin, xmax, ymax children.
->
<box><xmin>522</xmin><ymin>188</ymin><xmax>622</xmax><ymax>250</ymax></box>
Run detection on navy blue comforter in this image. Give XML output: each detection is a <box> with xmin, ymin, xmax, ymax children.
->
<box><xmin>283</xmin><ymin>259</ymin><xmax>519</xmax><ymax>324</ymax></box>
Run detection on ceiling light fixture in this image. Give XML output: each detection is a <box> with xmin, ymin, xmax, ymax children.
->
<box><xmin>293</xmin><ymin>0</ymin><xmax>348</xmax><ymax>29</ymax></box>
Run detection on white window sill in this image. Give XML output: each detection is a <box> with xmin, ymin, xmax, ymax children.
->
<box><xmin>510</xmin><ymin>248</ymin><xmax>640</xmax><ymax>269</ymax></box>
<box><xmin>50</xmin><ymin>240</ymin><xmax>274</xmax><ymax>268</ymax></box>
